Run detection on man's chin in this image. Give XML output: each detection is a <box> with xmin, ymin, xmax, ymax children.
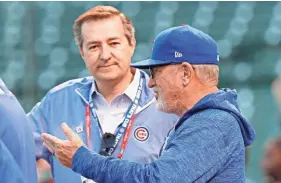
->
<box><xmin>95</xmin><ymin>74</ymin><xmax>120</xmax><ymax>81</ymax></box>
<box><xmin>156</xmin><ymin>103</ymin><xmax>169</xmax><ymax>113</ymax></box>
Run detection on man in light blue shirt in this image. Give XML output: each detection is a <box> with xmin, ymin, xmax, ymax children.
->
<box><xmin>0</xmin><ymin>79</ymin><xmax>37</xmax><ymax>183</ymax></box>
<box><xmin>28</xmin><ymin>6</ymin><xmax>177</xmax><ymax>183</ymax></box>
<box><xmin>42</xmin><ymin>25</ymin><xmax>256</xmax><ymax>183</ymax></box>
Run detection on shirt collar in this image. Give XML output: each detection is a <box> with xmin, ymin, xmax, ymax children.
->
<box><xmin>124</xmin><ymin>69</ymin><xmax>141</xmax><ymax>101</ymax></box>
<box><xmin>89</xmin><ymin>78</ymin><xmax>98</xmax><ymax>99</ymax></box>
<box><xmin>89</xmin><ymin>69</ymin><xmax>141</xmax><ymax>102</ymax></box>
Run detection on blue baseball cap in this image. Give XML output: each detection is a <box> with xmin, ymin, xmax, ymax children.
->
<box><xmin>131</xmin><ymin>25</ymin><xmax>219</xmax><ymax>69</ymax></box>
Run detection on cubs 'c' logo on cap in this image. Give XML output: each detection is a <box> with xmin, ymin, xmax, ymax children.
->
<box><xmin>134</xmin><ymin>127</ymin><xmax>149</xmax><ymax>142</ymax></box>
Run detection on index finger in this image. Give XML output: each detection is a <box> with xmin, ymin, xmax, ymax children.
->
<box><xmin>61</xmin><ymin>122</ymin><xmax>75</xmax><ymax>141</ymax></box>
<box><xmin>41</xmin><ymin>133</ymin><xmax>62</xmax><ymax>147</ymax></box>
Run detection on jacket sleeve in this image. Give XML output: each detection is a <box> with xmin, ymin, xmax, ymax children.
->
<box><xmin>72</xmin><ymin>118</ymin><xmax>228</xmax><ymax>183</ymax></box>
<box><xmin>27</xmin><ymin>98</ymin><xmax>51</xmax><ymax>162</ymax></box>
<box><xmin>0</xmin><ymin>140</ymin><xmax>27</xmax><ymax>183</ymax></box>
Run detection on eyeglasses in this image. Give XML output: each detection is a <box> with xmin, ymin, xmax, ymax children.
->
<box><xmin>99</xmin><ymin>133</ymin><xmax>116</xmax><ymax>156</ymax></box>
<box><xmin>148</xmin><ymin>66</ymin><xmax>166</xmax><ymax>79</ymax></box>
<box><xmin>148</xmin><ymin>63</ymin><xmax>195</xmax><ymax>79</ymax></box>
<box><xmin>148</xmin><ymin>66</ymin><xmax>154</xmax><ymax>79</ymax></box>
<box><xmin>148</xmin><ymin>64</ymin><xmax>174</xmax><ymax>79</ymax></box>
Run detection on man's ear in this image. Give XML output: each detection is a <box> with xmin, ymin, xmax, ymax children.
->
<box><xmin>181</xmin><ymin>62</ymin><xmax>193</xmax><ymax>87</ymax></box>
<box><xmin>130</xmin><ymin>37</ymin><xmax>136</xmax><ymax>56</ymax></box>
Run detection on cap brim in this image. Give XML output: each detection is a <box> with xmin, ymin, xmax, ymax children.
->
<box><xmin>131</xmin><ymin>59</ymin><xmax>172</xmax><ymax>69</ymax></box>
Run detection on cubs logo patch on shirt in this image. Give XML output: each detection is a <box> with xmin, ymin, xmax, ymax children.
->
<box><xmin>134</xmin><ymin>127</ymin><xmax>149</xmax><ymax>141</ymax></box>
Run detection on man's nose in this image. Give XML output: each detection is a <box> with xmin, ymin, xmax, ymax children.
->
<box><xmin>100</xmin><ymin>45</ymin><xmax>112</xmax><ymax>61</ymax></box>
<box><xmin>148</xmin><ymin>77</ymin><xmax>156</xmax><ymax>88</ymax></box>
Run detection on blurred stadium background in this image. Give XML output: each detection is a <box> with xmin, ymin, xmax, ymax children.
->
<box><xmin>0</xmin><ymin>1</ymin><xmax>280</xmax><ymax>182</ymax></box>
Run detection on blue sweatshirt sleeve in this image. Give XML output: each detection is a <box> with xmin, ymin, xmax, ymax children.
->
<box><xmin>72</xmin><ymin>118</ymin><xmax>229</xmax><ymax>183</ymax></box>
<box><xmin>0</xmin><ymin>140</ymin><xmax>27</xmax><ymax>183</ymax></box>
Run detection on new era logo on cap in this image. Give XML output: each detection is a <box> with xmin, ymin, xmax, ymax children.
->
<box><xmin>175</xmin><ymin>51</ymin><xmax>183</xmax><ymax>58</ymax></box>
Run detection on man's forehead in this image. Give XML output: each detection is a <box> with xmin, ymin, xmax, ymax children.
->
<box><xmin>81</xmin><ymin>17</ymin><xmax>126</xmax><ymax>44</ymax></box>
<box><xmin>81</xmin><ymin>16</ymin><xmax>125</xmax><ymax>33</ymax></box>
